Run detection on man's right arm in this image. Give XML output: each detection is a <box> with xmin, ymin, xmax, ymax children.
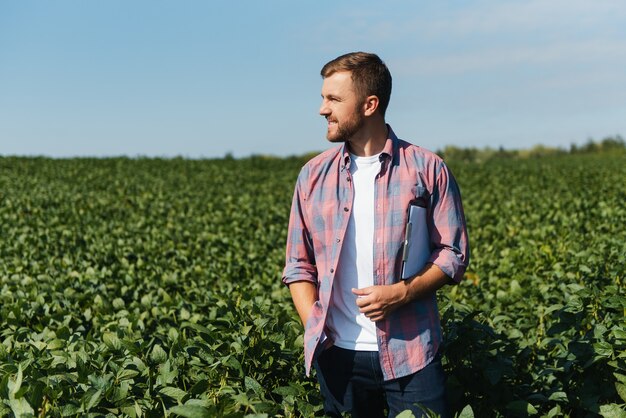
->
<box><xmin>282</xmin><ymin>170</ymin><xmax>319</xmax><ymax>326</ymax></box>
<box><xmin>288</xmin><ymin>281</ymin><xmax>318</xmax><ymax>326</ymax></box>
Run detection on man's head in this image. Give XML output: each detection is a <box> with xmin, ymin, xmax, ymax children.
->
<box><xmin>320</xmin><ymin>52</ymin><xmax>392</xmax><ymax>118</ymax></box>
<box><xmin>319</xmin><ymin>52</ymin><xmax>393</xmax><ymax>144</ymax></box>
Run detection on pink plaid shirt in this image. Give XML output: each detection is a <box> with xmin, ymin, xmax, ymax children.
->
<box><xmin>282</xmin><ymin>126</ymin><xmax>469</xmax><ymax>381</ymax></box>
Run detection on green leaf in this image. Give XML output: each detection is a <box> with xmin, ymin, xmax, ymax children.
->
<box><xmin>457</xmin><ymin>405</ymin><xmax>474</xmax><ymax>418</ymax></box>
<box><xmin>189</xmin><ymin>379</ymin><xmax>209</xmax><ymax>395</ymax></box>
<box><xmin>8</xmin><ymin>397</ymin><xmax>35</xmax><ymax>418</ymax></box>
<box><xmin>150</xmin><ymin>344</ymin><xmax>168</xmax><ymax>364</ymax></box>
<box><xmin>483</xmin><ymin>362</ymin><xmax>503</xmax><ymax>385</ymax></box>
<box><xmin>232</xmin><ymin>392</ymin><xmax>251</xmax><ymax>407</ymax></box>
<box><xmin>395</xmin><ymin>411</ymin><xmax>416</xmax><ymax>418</ymax></box>
<box><xmin>117</xmin><ymin>368</ymin><xmax>140</xmax><ymax>381</ymax></box>
<box><xmin>120</xmin><ymin>405</ymin><xmax>138</xmax><ymax>418</ymax></box>
<box><xmin>613</xmin><ymin>329</ymin><xmax>626</xmax><ymax>340</ymax></box>
<box><xmin>47</xmin><ymin>338</ymin><xmax>64</xmax><ymax>350</ymax></box>
<box><xmin>594</xmin><ymin>341</ymin><xmax>614</xmax><ymax>358</ymax></box>
<box><xmin>244</xmin><ymin>376</ymin><xmax>262</xmax><ymax>395</ymax></box>
<box><xmin>510</xmin><ymin>279</ymin><xmax>521</xmax><ymax>294</ymax></box>
<box><xmin>157</xmin><ymin>360</ymin><xmax>178</xmax><ymax>385</ymax></box>
<box><xmin>272</xmin><ymin>386</ymin><xmax>299</xmax><ymax>397</ymax></box>
<box><xmin>0</xmin><ymin>404</ymin><xmax>10</xmax><ymax>417</ymax></box>
<box><xmin>168</xmin><ymin>327</ymin><xmax>179</xmax><ymax>342</ymax></box>
<box><xmin>102</xmin><ymin>332</ymin><xmax>122</xmax><ymax>350</ymax></box>
<box><xmin>543</xmin><ymin>304</ymin><xmax>563</xmax><ymax>315</ymax></box>
<box><xmin>131</xmin><ymin>356</ymin><xmax>147</xmax><ymax>372</ymax></box>
<box><xmin>599</xmin><ymin>404</ymin><xmax>626</xmax><ymax>418</ymax></box>
<box><xmin>109</xmin><ymin>381</ymin><xmax>130</xmax><ymax>403</ymax></box>
<box><xmin>112</xmin><ymin>297</ymin><xmax>125</xmax><ymax>309</ymax></box>
<box><xmin>7</xmin><ymin>364</ymin><xmax>23</xmax><ymax>397</ymax></box>
<box><xmin>546</xmin><ymin>405</ymin><xmax>561</xmax><ymax>418</ymax></box>
<box><xmin>84</xmin><ymin>389</ymin><xmax>103</xmax><ymax>411</ymax></box>
<box><xmin>168</xmin><ymin>404</ymin><xmax>212</xmax><ymax>418</ymax></box>
<box><xmin>60</xmin><ymin>403</ymin><xmax>80</xmax><ymax>417</ymax></box>
<box><xmin>506</xmin><ymin>400</ymin><xmax>538</xmax><ymax>415</ymax></box>
<box><xmin>160</xmin><ymin>386</ymin><xmax>188</xmax><ymax>402</ymax></box>
<box><xmin>548</xmin><ymin>391</ymin><xmax>568</xmax><ymax>402</ymax></box>
<box><xmin>7</xmin><ymin>370</ymin><xmax>35</xmax><ymax>418</ymax></box>
<box><xmin>616</xmin><ymin>383</ymin><xmax>626</xmax><ymax>403</ymax></box>
<box><xmin>89</xmin><ymin>374</ymin><xmax>112</xmax><ymax>391</ymax></box>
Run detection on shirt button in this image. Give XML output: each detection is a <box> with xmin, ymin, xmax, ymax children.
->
<box><xmin>344</xmin><ymin>207</ymin><xmax>349</xmax><ymax>212</ymax></box>
<box><xmin>330</xmin><ymin>268</ymin><xmax>334</xmax><ymax>273</ymax></box>
<box><xmin>347</xmin><ymin>177</ymin><xmax>351</xmax><ymax>182</ymax></box>
<box><xmin>336</xmin><ymin>238</ymin><xmax>341</xmax><ymax>243</ymax></box>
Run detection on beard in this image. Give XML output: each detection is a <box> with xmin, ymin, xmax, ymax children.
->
<box><xmin>326</xmin><ymin>108</ymin><xmax>365</xmax><ymax>143</ymax></box>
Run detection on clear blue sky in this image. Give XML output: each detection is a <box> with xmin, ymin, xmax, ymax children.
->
<box><xmin>1</xmin><ymin>1</ymin><xmax>625</xmax><ymax>158</ymax></box>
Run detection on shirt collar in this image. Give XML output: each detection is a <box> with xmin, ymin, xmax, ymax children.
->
<box><xmin>341</xmin><ymin>124</ymin><xmax>399</xmax><ymax>168</ymax></box>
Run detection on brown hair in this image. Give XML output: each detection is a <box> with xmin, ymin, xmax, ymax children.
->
<box><xmin>321</xmin><ymin>52</ymin><xmax>392</xmax><ymax>117</ymax></box>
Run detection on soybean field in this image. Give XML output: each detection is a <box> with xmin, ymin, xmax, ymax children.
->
<box><xmin>0</xmin><ymin>151</ymin><xmax>625</xmax><ymax>417</ymax></box>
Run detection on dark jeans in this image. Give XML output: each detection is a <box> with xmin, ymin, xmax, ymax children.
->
<box><xmin>313</xmin><ymin>346</ymin><xmax>449</xmax><ymax>418</ymax></box>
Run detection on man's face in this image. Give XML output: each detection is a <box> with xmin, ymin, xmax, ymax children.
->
<box><xmin>319</xmin><ymin>71</ymin><xmax>365</xmax><ymax>143</ymax></box>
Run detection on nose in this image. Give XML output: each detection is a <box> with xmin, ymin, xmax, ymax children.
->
<box><xmin>319</xmin><ymin>100</ymin><xmax>330</xmax><ymax>116</ymax></box>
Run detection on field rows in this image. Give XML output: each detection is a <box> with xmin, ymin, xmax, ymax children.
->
<box><xmin>0</xmin><ymin>153</ymin><xmax>625</xmax><ymax>417</ymax></box>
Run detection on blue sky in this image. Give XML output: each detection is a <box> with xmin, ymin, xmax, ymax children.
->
<box><xmin>1</xmin><ymin>1</ymin><xmax>625</xmax><ymax>158</ymax></box>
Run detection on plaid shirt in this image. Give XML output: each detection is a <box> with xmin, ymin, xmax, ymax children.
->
<box><xmin>282</xmin><ymin>126</ymin><xmax>469</xmax><ymax>381</ymax></box>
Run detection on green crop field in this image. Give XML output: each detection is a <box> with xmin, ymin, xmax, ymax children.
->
<box><xmin>0</xmin><ymin>151</ymin><xmax>625</xmax><ymax>417</ymax></box>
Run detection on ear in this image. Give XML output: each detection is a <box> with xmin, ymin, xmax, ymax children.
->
<box><xmin>363</xmin><ymin>95</ymin><xmax>379</xmax><ymax>117</ymax></box>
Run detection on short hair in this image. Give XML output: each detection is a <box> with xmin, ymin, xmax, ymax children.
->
<box><xmin>321</xmin><ymin>52</ymin><xmax>392</xmax><ymax>117</ymax></box>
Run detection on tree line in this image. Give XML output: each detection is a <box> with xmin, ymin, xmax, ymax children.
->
<box><xmin>437</xmin><ymin>135</ymin><xmax>625</xmax><ymax>163</ymax></box>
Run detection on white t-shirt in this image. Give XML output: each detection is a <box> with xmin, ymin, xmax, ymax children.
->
<box><xmin>326</xmin><ymin>152</ymin><xmax>381</xmax><ymax>351</ymax></box>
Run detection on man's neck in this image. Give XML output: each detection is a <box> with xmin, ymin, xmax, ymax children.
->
<box><xmin>347</xmin><ymin>121</ymin><xmax>389</xmax><ymax>157</ymax></box>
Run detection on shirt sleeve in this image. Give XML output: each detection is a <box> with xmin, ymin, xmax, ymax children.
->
<box><xmin>282</xmin><ymin>169</ymin><xmax>318</xmax><ymax>286</ymax></box>
<box><xmin>427</xmin><ymin>162</ymin><xmax>470</xmax><ymax>283</ymax></box>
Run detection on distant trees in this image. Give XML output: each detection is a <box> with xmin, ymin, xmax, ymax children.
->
<box><xmin>570</xmin><ymin>135</ymin><xmax>625</xmax><ymax>154</ymax></box>
<box><xmin>437</xmin><ymin>135</ymin><xmax>625</xmax><ymax>163</ymax></box>
<box><xmin>221</xmin><ymin>135</ymin><xmax>625</xmax><ymax>163</ymax></box>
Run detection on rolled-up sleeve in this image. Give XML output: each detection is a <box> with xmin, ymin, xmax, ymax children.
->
<box><xmin>427</xmin><ymin>162</ymin><xmax>469</xmax><ymax>283</ymax></box>
<box><xmin>282</xmin><ymin>171</ymin><xmax>318</xmax><ymax>286</ymax></box>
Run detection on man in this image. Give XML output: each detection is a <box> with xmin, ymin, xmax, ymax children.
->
<box><xmin>282</xmin><ymin>52</ymin><xmax>469</xmax><ymax>418</ymax></box>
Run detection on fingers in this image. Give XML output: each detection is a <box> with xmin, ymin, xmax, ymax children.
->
<box><xmin>368</xmin><ymin>313</ymin><xmax>384</xmax><ymax>322</ymax></box>
<box><xmin>357</xmin><ymin>298</ymin><xmax>384</xmax><ymax>320</ymax></box>
<box><xmin>351</xmin><ymin>287</ymin><xmax>371</xmax><ymax>296</ymax></box>
<box><xmin>357</xmin><ymin>299</ymin><xmax>374</xmax><ymax>311</ymax></box>
<box><xmin>352</xmin><ymin>286</ymin><xmax>389</xmax><ymax>321</ymax></box>
<box><xmin>362</xmin><ymin>306</ymin><xmax>384</xmax><ymax>322</ymax></box>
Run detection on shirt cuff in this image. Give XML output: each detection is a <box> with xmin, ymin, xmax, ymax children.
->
<box><xmin>282</xmin><ymin>262</ymin><xmax>318</xmax><ymax>286</ymax></box>
<box><xmin>429</xmin><ymin>248</ymin><xmax>467</xmax><ymax>284</ymax></box>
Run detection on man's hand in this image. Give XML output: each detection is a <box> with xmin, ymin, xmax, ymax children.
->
<box><xmin>352</xmin><ymin>284</ymin><xmax>407</xmax><ymax>322</ymax></box>
<box><xmin>353</xmin><ymin>263</ymin><xmax>453</xmax><ymax>322</ymax></box>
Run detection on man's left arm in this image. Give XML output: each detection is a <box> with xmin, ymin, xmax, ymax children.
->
<box><xmin>353</xmin><ymin>262</ymin><xmax>450</xmax><ymax>322</ymax></box>
<box><xmin>354</xmin><ymin>161</ymin><xmax>469</xmax><ymax>321</ymax></box>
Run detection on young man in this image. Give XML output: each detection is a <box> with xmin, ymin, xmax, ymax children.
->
<box><xmin>282</xmin><ymin>52</ymin><xmax>469</xmax><ymax>418</ymax></box>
